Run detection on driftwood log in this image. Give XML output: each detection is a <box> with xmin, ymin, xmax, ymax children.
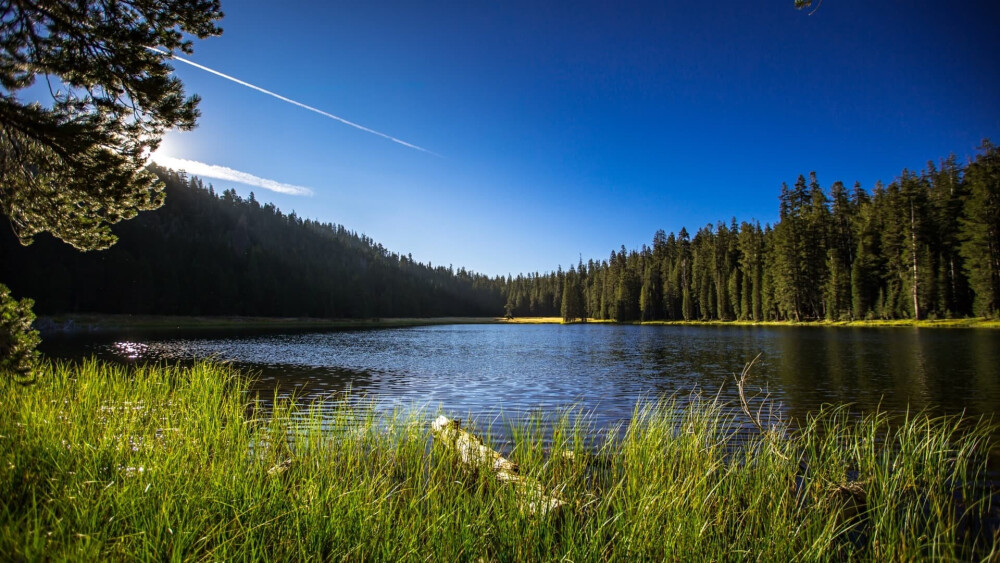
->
<box><xmin>430</xmin><ymin>415</ymin><xmax>567</xmax><ymax>516</ymax></box>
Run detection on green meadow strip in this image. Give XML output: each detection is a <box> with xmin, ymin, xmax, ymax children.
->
<box><xmin>1</xmin><ymin>361</ymin><xmax>996</xmax><ymax>560</ymax></box>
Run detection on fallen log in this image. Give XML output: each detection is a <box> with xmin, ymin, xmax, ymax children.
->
<box><xmin>430</xmin><ymin>415</ymin><xmax>567</xmax><ymax>517</ymax></box>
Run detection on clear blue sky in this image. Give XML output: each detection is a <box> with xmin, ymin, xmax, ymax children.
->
<box><xmin>151</xmin><ymin>0</ymin><xmax>1000</xmax><ymax>277</ymax></box>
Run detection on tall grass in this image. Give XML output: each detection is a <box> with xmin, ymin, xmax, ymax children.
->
<box><xmin>1</xmin><ymin>360</ymin><xmax>996</xmax><ymax>560</ymax></box>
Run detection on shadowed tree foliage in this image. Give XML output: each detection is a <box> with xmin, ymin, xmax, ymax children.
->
<box><xmin>0</xmin><ymin>1</ymin><xmax>223</xmax><ymax>372</ymax></box>
<box><xmin>0</xmin><ymin>283</ymin><xmax>39</xmax><ymax>377</ymax></box>
<box><xmin>0</xmin><ymin>0</ymin><xmax>223</xmax><ymax>250</ymax></box>
<box><xmin>0</xmin><ymin>166</ymin><xmax>507</xmax><ymax>318</ymax></box>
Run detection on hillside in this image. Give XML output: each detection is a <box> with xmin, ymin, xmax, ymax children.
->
<box><xmin>0</xmin><ymin>165</ymin><xmax>506</xmax><ymax>318</ymax></box>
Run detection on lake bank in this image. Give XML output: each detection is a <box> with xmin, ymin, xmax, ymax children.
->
<box><xmin>502</xmin><ymin>316</ymin><xmax>1000</xmax><ymax>329</ymax></box>
<box><xmin>32</xmin><ymin>314</ymin><xmax>1000</xmax><ymax>337</ymax></box>
<box><xmin>33</xmin><ymin>314</ymin><xmax>503</xmax><ymax>336</ymax></box>
<box><xmin>1</xmin><ymin>360</ymin><xmax>996</xmax><ymax>560</ymax></box>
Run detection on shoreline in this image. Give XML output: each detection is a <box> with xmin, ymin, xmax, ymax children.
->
<box><xmin>501</xmin><ymin>316</ymin><xmax>1000</xmax><ymax>328</ymax></box>
<box><xmin>31</xmin><ymin>313</ymin><xmax>1000</xmax><ymax>336</ymax></box>
<box><xmin>33</xmin><ymin>314</ymin><xmax>504</xmax><ymax>336</ymax></box>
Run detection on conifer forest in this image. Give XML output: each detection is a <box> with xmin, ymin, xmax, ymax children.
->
<box><xmin>1</xmin><ymin>142</ymin><xmax>998</xmax><ymax>323</ymax></box>
<box><xmin>508</xmin><ymin>142</ymin><xmax>1000</xmax><ymax>322</ymax></box>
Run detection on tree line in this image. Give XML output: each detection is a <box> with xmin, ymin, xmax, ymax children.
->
<box><xmin>506</xmin><ymin>141</ymin><xmax>1000</xmax><ymax>322</ymax></box>
<box><xmin>0</xmin><ymin>165</ymin><xmax>505</xmax><ymax>318</ymax></box>
<box><xmin>2</xmin><ymin>143</ymin><xmax>997</xmax><ymax>323</ymax></box>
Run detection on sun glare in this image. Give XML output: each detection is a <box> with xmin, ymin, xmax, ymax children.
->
<box><xmin>149</xmin><ymin>134</ymin><xmax>179</xmax><ymax>164</ymax></box>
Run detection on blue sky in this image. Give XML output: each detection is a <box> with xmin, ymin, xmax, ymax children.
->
<box><xmin>149</xmin><ymin>0</ymin><xmax>1000</xmax><ymax>277</ymax></box>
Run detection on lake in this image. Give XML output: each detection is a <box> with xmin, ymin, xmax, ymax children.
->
<box><xmin>41</xmin><ymin>323</ymin><xmax>1000</xmax><ymax>438</ymax></box>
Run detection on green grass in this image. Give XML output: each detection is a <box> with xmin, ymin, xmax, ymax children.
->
<box><xmin>2</xmin><ymin>361</ymin><xmax>997</xmax><ymax>560</ymax></box>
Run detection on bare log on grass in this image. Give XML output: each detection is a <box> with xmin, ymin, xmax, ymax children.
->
<box><xmin>430</xmin><ymin>415</ymin><xmax>567</xmax><ymax>516</ymax></box>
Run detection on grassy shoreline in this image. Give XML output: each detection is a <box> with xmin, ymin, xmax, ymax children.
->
<box><xmin>32</xmin><ymin>313</ymin><xmax>1000</xmax><ymax>336</ymax></box>
<box><xmin>2</xmin><ymin>360</ymin><xmax>997</xmax><ymax>560</ymax></box>
<box><xmin>502</xmin><ymin>316</ymin><xmax>1000</xmax><ymax>328</ymax></box>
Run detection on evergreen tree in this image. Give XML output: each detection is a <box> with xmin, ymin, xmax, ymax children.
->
<box><xmin>639</xmin><ymin>246</ymin><xmax>660</xmax><ymax>321</ymax></box>
<box><xmin>0</xmin><ymin>1</ymin><xmax>223</xmax><ymax>250</ymax></box>
<box><xmin>926</xmin><ymin>156</ymin><xmax>970</xmax><ymax>316</ymax></box>
<box><xmin>677</xmin><ymin>228</ymin><xmax>693</xmax><ymax>320</ymax></box>
<box><xmin>772</xmin><ymin>179</ymin><xmax>809</xmax><ymax>320</ymax></box>
<box><xmin>614</xmin><ymin>248</ymin><xmax>641</xmax><ymax>322</ymax></box>
<box><xmin>560</xmin><ymin>266</ymin><xmax>586</xmax><ymax>322</ymax></box>
<box><xmin>0</xmin><ymin>1</ymin><xmax>221</xmax><ymax>370</ymax></box>
<box><xmin>899</xmin><ymin>171</ymin><xmax>930</xmax><ymax>319</ymax></box>
<box><xmin>0</xmin><ymin>284</ymin><xmax>40</xmax><ymax>377</ymax></box>
<box><xmin>824</xmin><ymin>181</ymin><xmax>853</xmax><ymax>319</ymax></box>
<box><xmin>802</xmin><ymin>173</ymin><xmax>830</xmax><ymax>317</ymax></box>
<box><xmin>760</xmin><ymin>225</ymin><xmax>778</xmax><ymax>320</ymax></box>
<box><xmin>960</xmin><ymin>141</ymin><xmax>1000</xmax><ymax>316</ymax></box>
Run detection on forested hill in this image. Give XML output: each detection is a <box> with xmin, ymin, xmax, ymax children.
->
<box><xmin>0</xmin><ymin>165</ymin><xmax>506</xmax><ymax>317</ymax></box>
<box><xmin>506</xmin><ymin>141</ymin><xmax>1000</xmax><ymax>322</ymax></box>
<box><xmin>2</xmin><ymin>144</ymin><xmax>997</xmax><ymax>323</ymax></box>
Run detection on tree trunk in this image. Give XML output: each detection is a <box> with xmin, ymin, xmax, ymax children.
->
<box><xmin>911</xmin><ymin>199</ymin><xmax>921</xmax><ymax>320</ymax></box>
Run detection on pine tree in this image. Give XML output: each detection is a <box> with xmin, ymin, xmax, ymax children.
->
<box><xmin>738</xmin><ymin>221</ymin><xmax>764</xmax><ymax>321</ymax></box>
<box><xmin>0</xmin><ymin>284</ymin><xmax>40</xmax><ymax>377</ymax></box>
<box><xmin>772</xmin><ymin>179</ymin><xmax>809</xmax><ymax>320</ymax></box>
<box><xmin>761</xmin><ymin>224</ymin><xmax>778</xmax><ymax>320</ymax></box>
<box><xmin>899</xmin><ymin>171</ymin><xmax>930</xmax><ymax>319</ymax></box>
<box><xmin>614</xmin><ymin>249</ymin><xmax>641</xmax><ymax>322</ymax></box>
<box><xmin>560</xmin><ymin>266</ymin><xmax>586</xmax><ymax>322</ymax></box>
<box><xmin>677</xmin><ymin>228</ymin><xmax>694</xmax><ymax>320</ymax></box>
<box><xmin>639</xmin><ymin>246</ymin><xmax>660</xmax><ymax>321</ymax></box>
<box><xmin>804</xmin><ymin>172</ymin><xmax>831</xmax><ymax>318</ymax></box>
<box><xmin>0</xmin><ymin>1</ymin><xmax>223</xmax><ymax>251</ymax></box>
<box><xmin>824</xmin><ymin>181</ymin><xmax>853</xmax><ymax>319</ymax></box>
<box><xmin>960</xmin><ymin>141</ymin><xmax>1000</xmax><ymax>316</ymax></box>
<box><xmin>927</xmin><ymin>156</ymin><xmax>971</xmax><ymax>316</ymax></box>
<box><xmin>850</xmin><ymin>183</ymin><xmax>881</xmax><ymax>319</ymax></box>
<box><xmin>0</xmin><ymin>1</ymin><xmax>221</xmax><ymax>371</ymax></box>
<box><xmin>662</xmin><ymin>232</ymin><xmax>680</xmax><ymax>319</ymax></box>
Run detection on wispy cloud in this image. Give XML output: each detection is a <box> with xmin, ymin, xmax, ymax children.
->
<box><xmin>151</xmin><ymin>155</ymin><xmax>313</xmax><ymax>196</ymax></box>
<box><xmin>149</xmin><ymin>47</ymin><xmax>439</xmax><ymax>156</ymax></box>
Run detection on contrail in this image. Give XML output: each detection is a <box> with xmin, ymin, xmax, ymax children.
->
<box><xmin>151</xmin><ymin>154</ymin><xmax>314</xmax><ymax>196</ymax></box>
<box><xmin>148</xmin><ymin>47</ymin><xmax>438</xmax><ymax>156</ymax></box>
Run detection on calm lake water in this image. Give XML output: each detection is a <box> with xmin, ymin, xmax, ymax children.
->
<box><xmin>42</xmin><ymin>324</ymin><xmax>1000</xmax><ymax>438</ymax></box>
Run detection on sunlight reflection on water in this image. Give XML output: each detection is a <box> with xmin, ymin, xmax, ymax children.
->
<box><xmin>56</xmin><ymin>324</ymin><xmax>1000</xmax><ymax>442</ymax></box>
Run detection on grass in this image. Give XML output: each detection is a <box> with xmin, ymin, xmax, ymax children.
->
<box><xmin>2</xmin><ymin>361</ymin><xmax>998</xmax><ymax>560</ymax></box>
<box><xmin>500</xmin><ymin>317</ymin><xmax>616</xmax><ymax>324</ymax></box>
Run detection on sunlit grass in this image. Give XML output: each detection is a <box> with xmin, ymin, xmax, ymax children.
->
<box><xmin>500</xmin><ymin>317</ymin><xmax>615</xmax><ymax>324</ymax></box>
<box><xmin>1</xmin><ymin>361</ymin><xmax>997</xmax><ymax>560</ymax></box>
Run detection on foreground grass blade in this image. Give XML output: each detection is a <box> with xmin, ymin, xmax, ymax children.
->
<box><xmin>0</xmin><ymin>360</ymin><xmax>996</xmax><ymax>560</ymax></box>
